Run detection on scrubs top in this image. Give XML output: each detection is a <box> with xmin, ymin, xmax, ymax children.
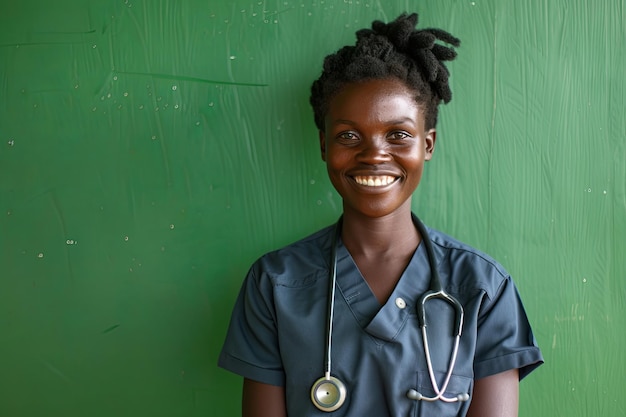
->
<box><xmin>218</xmin><ymin>221</ymin><xmax>543</xmax><ymax>417</ymax></box>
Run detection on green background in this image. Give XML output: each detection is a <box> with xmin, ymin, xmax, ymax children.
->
<box><xmin>1</xmin><ymin>0</ymin><xmax>624</xmax><ymax>416</ymax></box>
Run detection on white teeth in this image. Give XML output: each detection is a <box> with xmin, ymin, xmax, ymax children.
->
<box><xmin>354</xmin><ymin>176</ymin><xmax>396</xmax><ymax>187</ymax></box>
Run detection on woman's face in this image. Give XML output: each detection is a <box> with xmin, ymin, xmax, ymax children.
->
<box><xmin>320</xmin><ymin>77</ymin><xmax>436</xmax><ymax>219</ymax></box>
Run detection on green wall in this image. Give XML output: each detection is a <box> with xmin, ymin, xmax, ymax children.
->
<box><xmin>1</xmin><ymin>0</ymin><xmax>624</xmax><ymax>416</ymax></box>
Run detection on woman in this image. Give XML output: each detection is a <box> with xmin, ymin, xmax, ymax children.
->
<box><xmin>219</xmin><ymin>12</ymin><xmax>543</xmax><ymax>416</ymax></box>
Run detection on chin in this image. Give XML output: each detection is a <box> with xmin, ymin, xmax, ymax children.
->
<box><xmin>343</xmin><ymin>199</ymin><xmax>411</xmax><ymax>219</ymax></box>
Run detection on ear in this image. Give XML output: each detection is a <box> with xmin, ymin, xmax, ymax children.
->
<box><xmin>424</xmin><ymin>129</ymin><xmax>436</xmax><ymax>161</ymax></box>
<box><xmin>319</xmin><ymin>130</ymin><xmax>327</xmax><ymax>162</ymax></box>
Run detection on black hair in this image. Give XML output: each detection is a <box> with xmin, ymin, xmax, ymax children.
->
<box><xmin>310</xmin><ymin>12</ymin><xmax>460</xmax><ymax>131</ymax></box>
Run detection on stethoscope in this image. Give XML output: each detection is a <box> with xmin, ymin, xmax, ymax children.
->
<box><xmin>310</xmin><ymin>214</ymin><xmax>470</xmax><ymax>412</ymax></box>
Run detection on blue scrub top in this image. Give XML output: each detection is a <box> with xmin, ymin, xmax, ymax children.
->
<box><xmin>218</xmin><ymin>221</ymin><xmax>543</xmax><ymax>416</ymax></box>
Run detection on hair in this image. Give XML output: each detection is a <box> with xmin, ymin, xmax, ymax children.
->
<box><xmin>310</xmin><ymin>12</ymin><xmax>460</xmax><ymax>131</ymax></box>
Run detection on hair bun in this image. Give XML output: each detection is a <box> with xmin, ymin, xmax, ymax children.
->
<box><xmin>310</xmin><ymin>12</ymin><xmax>461</xmax><ymax>131</ymax></box>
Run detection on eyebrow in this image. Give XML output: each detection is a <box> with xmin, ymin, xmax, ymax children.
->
<box><xmin>330</xmin><ymin>118</ymin><xmax>416</xmax><ymax>126</ymax></box>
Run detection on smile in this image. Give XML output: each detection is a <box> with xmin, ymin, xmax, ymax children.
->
<box><xmin>353</xmin><ymin>175</ymin><xmax>397</xmax><ymax>187</ymax></box>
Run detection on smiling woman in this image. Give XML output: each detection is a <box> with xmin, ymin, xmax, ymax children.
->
<box><xmin>218</xmin><ymin>12</ymin><xmax>543</xmax><ymax>417</ymax></box>
<box><xmin>1</xmin><ymin>0</ymin><xmax>624</xmax><ymax>416</ymax></box>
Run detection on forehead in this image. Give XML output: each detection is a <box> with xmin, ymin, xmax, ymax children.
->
<box><xmin>325</xmin><ymin>78</ymin><xmax>424</xmax><ymax>125</ymax></box>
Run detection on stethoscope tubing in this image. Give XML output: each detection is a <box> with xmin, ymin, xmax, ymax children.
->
<box><xmin>323</xmin><ymin>217</ymin><xmax>342</xmax><ymax>377</ymax></box>
<box><xmin>412</xmin><ymin>213</ymin><xmax>467</xmax><ymax>402</ymax></box>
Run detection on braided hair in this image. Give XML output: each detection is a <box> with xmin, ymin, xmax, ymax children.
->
<box><xmin>310</xmin><ymin>12</ymin><xmax>460</xmax><ymax>131</ymax></box>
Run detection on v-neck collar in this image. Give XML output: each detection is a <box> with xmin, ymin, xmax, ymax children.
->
<box><xmin>334</xmin><ymin>237</ymin><xmax>433</xmax><ymax>341</ymax></box>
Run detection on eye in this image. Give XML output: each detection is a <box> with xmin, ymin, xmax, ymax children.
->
<box><xmin>389</xmin><ymin>131</ymin><xmax>411</xmax><ymax>141</ymax></box>
<box><xmin>337</xmin><ymin>131</ymin><xmax>359</xmax><ymax>142</ymax></box>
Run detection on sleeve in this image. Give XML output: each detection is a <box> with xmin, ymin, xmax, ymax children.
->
<box><xmin>473</xmin><ymin>276</ymin><xmax>544</xmax><ymax>380</ymax></box>
<box><xmin>217</xmin><ymin>263</ymin><xmax>286</xmax><ymax>386</ymax></box>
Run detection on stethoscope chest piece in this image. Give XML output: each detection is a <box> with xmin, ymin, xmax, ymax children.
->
<box><xmin>311</xmin><ymin>375</ymin><xmax>347</xmax><ymax>412</ymax></box>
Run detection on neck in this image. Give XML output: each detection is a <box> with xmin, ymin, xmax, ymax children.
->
<box><xmin>340</xmin><ymin>205</ymin><xmax>420</xmax><ymax>258</ymax></box>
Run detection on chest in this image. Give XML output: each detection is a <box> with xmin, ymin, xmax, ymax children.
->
<box><xmin>352</xmin><ymin>250</ymin><xmax>415</xmax><ymax>304</ymax></box>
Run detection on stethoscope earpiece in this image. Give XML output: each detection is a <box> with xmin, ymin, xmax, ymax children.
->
<box><xmin>311</xmin><ymin>375</ymin><xmax>347</xmax><ymax>412</ymax></box>
<box><xmin>406</xmin><ymin>389</ymin><xmax>423</xmax><ymax>401</ymax></box>
<box><xmin>457</xmin><ymin>393</ymin><xmax>470</xmax><ymax>402</ymax></box>
<box><xmin>406</xmin><ymin>389</ymin><xmax>470</xmax><ymax>403</ymax></box>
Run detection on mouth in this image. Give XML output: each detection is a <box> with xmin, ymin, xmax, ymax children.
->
<box><xmin>352</xmin><ymin>175</ymin><xmax>398</xmax><ymax>187</ymax></box>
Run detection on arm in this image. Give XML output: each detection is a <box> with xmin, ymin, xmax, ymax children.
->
<box><xmin>242</xmin><ymin>378</ymin><xmax>287</xmax><ymax>417</ymax></box>
<box><xmin>466</xmin><ymin>369</ymin><xmax>519</xmax><ymax>417</ymax></box>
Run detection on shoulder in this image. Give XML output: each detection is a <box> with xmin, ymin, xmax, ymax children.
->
<box><xmin>427</xmin><ymin>227</ymin><xmax>508</xmax><ymax>275</ymax></box>
<box><xmin>426</xmin><ymin>227</ymin><xmax>511</xmax><ymax>300</ymax></box>
<box><xmin>249</xmin><ymin>224</ymin><xmax>335</xmax><ymax>287</ymax></box>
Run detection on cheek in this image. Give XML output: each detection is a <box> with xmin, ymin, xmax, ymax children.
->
<box><xmin>399</xmin><ymin>155</ymin><xmax>425</xmax><ymax>182</ymax></box>
<box><xmin>325</xmin><ymin>148</ymin><xmax>351</xmax><ymax>172</ymax></box>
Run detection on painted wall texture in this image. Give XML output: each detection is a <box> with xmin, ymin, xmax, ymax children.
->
<box><xmin>1</xmin><ymin>0</ymin><xmax>624</xmax><ymax>416</ymax></box>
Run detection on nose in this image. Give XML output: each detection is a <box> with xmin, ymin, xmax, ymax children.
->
<box><xmin>356</xmin><ymin>137</ymin><xmax>391</xmax><ymax>164</ymax></box>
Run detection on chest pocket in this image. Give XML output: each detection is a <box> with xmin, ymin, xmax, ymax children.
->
<box><xmin>415</xmin><ymin>370</ymin><xmax>473</xmax><ymax>416</ymax></box>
